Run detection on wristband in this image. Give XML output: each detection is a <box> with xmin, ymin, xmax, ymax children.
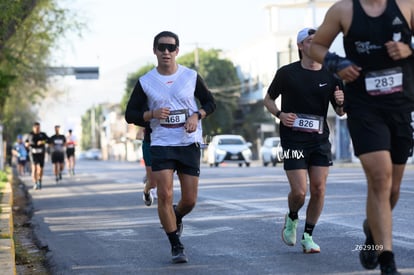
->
<box><xmin>276</xmin><ymin>111</ymin><xmax>281</xmax><ymax>118</ymax></box>
<box><xmin>323</xmin><ymin>52</ymin><xmax>354</xmax><ymax>74</ymax></box>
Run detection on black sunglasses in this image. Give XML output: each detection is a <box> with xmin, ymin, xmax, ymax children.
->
<box><xmin>308</xmin><ymin>29</ymin><xmax>316</xmax><ymax>35</ymax></box>
<box><xmin>157</xmin><ymin>43</ymin><xmax>177</xmax><ymax>52</ymax></box>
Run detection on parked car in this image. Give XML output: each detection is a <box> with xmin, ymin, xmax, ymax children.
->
<box><xmin>207</xmin><ymin>135</ymin><xmax>252</xmax><ymax>167</ymax></box>
<box><xmin>84</xmin><ymin>148</ymin><xmax>102</xmax><ymax>160</ymax></box>
<box><xmin>260</xmin><ymin>137</ymin><xmax>283</xmax><ymax>167</ymax></box>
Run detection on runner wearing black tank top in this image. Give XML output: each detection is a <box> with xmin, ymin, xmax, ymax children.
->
<box><xmin>310</xmin><ymin>0</ymin><xmax>414</xmax><ymax>274</ymax></box>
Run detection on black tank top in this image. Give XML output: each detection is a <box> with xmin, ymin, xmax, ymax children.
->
<box><xmin>343</xmin><ymin>0</ymin><xmax>414</xmax><ymax>112</ymax></box>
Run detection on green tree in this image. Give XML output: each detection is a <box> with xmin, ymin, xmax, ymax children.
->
<box><xmin>178</xmin><ymin>48</ymin><xmax>240</xmax><ymax>136</ymax></box>
<box><xmin>0</xmin><ymin>0</ymin><xmax>81</xmax><ymax>141</ymax></box>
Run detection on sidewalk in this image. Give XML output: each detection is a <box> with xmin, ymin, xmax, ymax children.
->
<box><xmin>0</xmin><ymin>177</ymin><xmax>16</xmax><ymax>275</ymax></box>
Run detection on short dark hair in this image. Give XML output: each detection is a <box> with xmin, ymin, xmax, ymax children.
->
<box><xmin>33</xmin><ymin>122</ymin><xmax>40</xmax><ymax>126</ymax></box>
<box><xmin>153</xmin><ymin>31</ymin><xmax>179</xmax><ymax>48</ymax></box>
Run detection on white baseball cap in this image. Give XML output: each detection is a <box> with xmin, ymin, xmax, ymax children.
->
<box><xmin>297</xmin><ymin>27</ymin><xmax>316</xmax><ymax>44</ymax></box>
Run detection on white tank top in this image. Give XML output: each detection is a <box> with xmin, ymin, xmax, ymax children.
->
<box><xmin>140</xmin><ymin>65</ymin><xmax>203</xmax><ymax>146</ymax></box>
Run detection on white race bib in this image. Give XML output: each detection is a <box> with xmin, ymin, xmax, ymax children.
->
<box><xmin>292</xmin><ymin>113</ymin><xmax>324</xmax><ymax>134</ymax></box>
<box><xmin>160</xmin><ymin>109</ymin><xmax>188</xmax><ymax>128</ymax></box>
<box><xmin>365</xmin><ymin>67</ymin><xmax>403</xmax><ymax>96</ymax></box>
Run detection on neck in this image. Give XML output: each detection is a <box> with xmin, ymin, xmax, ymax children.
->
<box><xmin>157</xmin><ymin>63</ymin><xmax>178</xmax><ymax>75</ymax></box>
<box><xmin>301</xmin><ymin>58</ymin><xmax>322</xmax><ymax>70</ymax></box>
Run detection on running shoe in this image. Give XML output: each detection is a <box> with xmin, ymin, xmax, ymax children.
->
<box><xmin>381</xmin><ymin>261</ymin><xmax>401</xmax><ymax>275</ymax></box>
<box><xmin>150</xmin><ymin>188</ymin><xmax>157</xmax><ymax>200</ymax></box>
<box><xmin>171</xmin><ymin>243</ymin><xmax>188</xmax><ymax>264</ymax></box>
<box><xmin>282</xmin><ymin>213</ymin><xmax>298</xmax><ymax>246</ymax></box>
<box><xmin>142</xmin><ymin>191</ymin><xmax>153</xmax><ymax>206</ymax></box>
<box><xmin>360</xmin><ymin>219</ymin><xmax>378</xmax><ymax>269</ymax></box>
<box><xmin>59</xmin><ymin>172</ymin><xmax>62</xmax><ymax>180</ymax></box>
<box><xmin>173</xmin><ymin>205</ymin><xmax>183</xmax><ymax>237</ymax></box>
<box><xmin>301</xmin><ymin>232</ymin><xmax>320</xmax><ymax>253</ymax></box>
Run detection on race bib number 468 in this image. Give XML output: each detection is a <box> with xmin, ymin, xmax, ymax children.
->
<box><xmin>160</xmin><ymin>109</ymin><xmax>188</xmax><ymax>128</ymax></box>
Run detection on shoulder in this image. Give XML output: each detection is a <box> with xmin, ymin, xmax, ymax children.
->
<box><xmin>329</xmin><ymin>0</ymin><xmax>353</xmax><ymax>12</ymax></box>
<box><xmin>178</xmin><ymin>65</ymin><xmax>197</xmax><ymax>77</ymax></box>
<box><xmin>278</xmin><ymin>62</ymin><xmax>299</xmax><ymax>74</ymax></box>
<box><xmin>140</xmin><ymin>68</ymin><xmax>157</xmax><ymax>81</ymax></box>
<box><xmin>396</xmin><ymin>0</ymin><xmax>414</xmax><ymax>27</ymax></box>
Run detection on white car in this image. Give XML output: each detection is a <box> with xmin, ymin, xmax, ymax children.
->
<box><xmin>260</xmin><ymin>137</ymin><xmax>283</xmax><ymax>167</ymax></box>
<box><xmin>207</xmin><ymin>135</ymin><xmax>252</xmax><ymax>167</ymax></box>
<box><xmin>84</xmin><ymin>148</ymin><xmax>102</xmax><ymax>160</ymax></box>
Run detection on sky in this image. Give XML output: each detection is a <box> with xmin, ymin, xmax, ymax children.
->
<box><xmin>40</xmin><ymin>0</ymin><xmax>272</xmax><ymax>134</ymax></box>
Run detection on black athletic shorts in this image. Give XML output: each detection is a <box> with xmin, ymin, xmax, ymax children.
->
<box><xmin>66</xmin><ymin>148</ymin><xmax>75</xmax><ymax>158</ymax></box>
<box><xmin>31</xmin><ymin>153</ymin><xmax>45</xmax><ymax>167</ymax></box>
<box><xmin>347</xmin><ymin>110</ymin><xmax>414</xmax><ymax>164</ymax></box>
<box><xmin>282</xmin><ymin>140</ymin><xmax>333</xmax><ymax>170</ymax></box>
<box><xmin>150</xmin><ymin>143</ymin><xmax>201</xmax><ymax>176</ymax></box>
<box><xmin>51</xmin><ymin>151</ymin><xmax>65</xmax><ymax>163</ymax></box>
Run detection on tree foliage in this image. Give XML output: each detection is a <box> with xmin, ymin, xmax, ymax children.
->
<box><xmin>178</xmin><ymin>49</ymin><xmax>240</xmax><ymax>136</ymax></box>
<box><xmin>0</xmin><ymin>0</ymin><xmax>82</xmax><ymax>141</ymax></box>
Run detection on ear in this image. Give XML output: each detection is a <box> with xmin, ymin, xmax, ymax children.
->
<box><xmin>153</xmin><ymin>48</ymin><xmax>157</xmax><ymax>55</ymax></box>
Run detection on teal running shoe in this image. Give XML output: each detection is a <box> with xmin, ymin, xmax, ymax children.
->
<box><xmin>282</xmin><ymin>213</ymin><xmax>298</xmax><ymax>246</ymax></box>
<box><xmin>301</xmin><ymin>232</ymin><xmax>320</xmax><ymax>253</ymax></box>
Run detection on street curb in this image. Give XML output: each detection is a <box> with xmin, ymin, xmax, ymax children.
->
<box><xmin>0</xmin><ymin>176</ymin><xmax>17</xmax><ymax>275</ymax></box>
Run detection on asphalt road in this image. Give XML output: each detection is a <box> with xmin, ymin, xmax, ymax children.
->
<box><xmin>22</xmin><ymin>159</ymin><xmax>414</xmax><ymax>275</ymax></box>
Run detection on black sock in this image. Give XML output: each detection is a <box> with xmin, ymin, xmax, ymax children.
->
<box><xmin>288</xmin><ymin>211</ymin><xmax>298</xmax><ymax>221</ymax></box>
<box><xmin>378</xmin><ymin>251</ymin><xmax>395</xmax><ymax>266</ymax></box>
<box><xmin>167</xmin><ymin>231</ymin><xmax>180</xmax><ymax>247</ymax></box>
<box><xmin>174</xmin><ymin>205</ymin><xmax>183</xmax><ymax>224</ymax></box>
<box><xmin>304</xmin><ymin>222</ymin><xmax>315</xmax><ymax>237</ymax></box>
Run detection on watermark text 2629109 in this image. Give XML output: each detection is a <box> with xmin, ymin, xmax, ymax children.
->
<box><xmin>352</xmin><ymin>244</ymin><xmax>383</xmax><ymax>252</ymax></box>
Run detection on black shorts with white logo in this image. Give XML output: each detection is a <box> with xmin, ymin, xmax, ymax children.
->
<box><xmin>282</xmin><ymin>140</ymin><xmax>332</xmax><ymax>170</ymax></box>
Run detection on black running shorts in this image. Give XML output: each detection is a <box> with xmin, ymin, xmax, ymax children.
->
<box><xmin>31</xmin><ymin>153</ymin><xmax>45</xmax><ymax>167</ymax></box>
<box><xmin>282</xmin><ymin>140</ymin><xmax>333</xmax><ymax>170</ymax></box>
<box><xmin>66</xmin><ymin>148</ymin><xmax>75</xmax><ymax>158</ymax></box>
<box><xmin>150</xmin><ymin>143</ymin><xmax>201</xmax><ymax>176</ymax></box>
<box><xmin>51</xmin><ymin>151</ymin><xmax>65</xmax><ymax>163</ymax></box>
<box><xmin>347</xmin><ymin>110</ymin><xmax>414</xmax><ymax>164</ymax></box>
